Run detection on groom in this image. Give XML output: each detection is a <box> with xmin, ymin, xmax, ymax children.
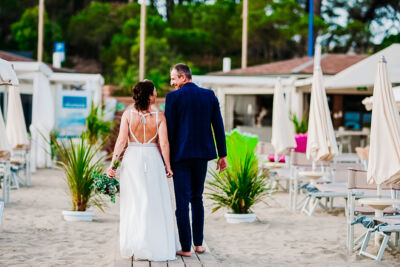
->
<box><xmin>165</xmin><ymin>63</ymin><xmax>227</xmax><ymax>256</ymax></box>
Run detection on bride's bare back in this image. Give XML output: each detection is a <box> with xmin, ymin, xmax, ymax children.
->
<box><xmin>128</xmin><ymin>110</ymin><xmax>159</xmax><ymax>144</ymax></box>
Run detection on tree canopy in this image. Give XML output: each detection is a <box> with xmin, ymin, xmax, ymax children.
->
<box><xmin>2</xmin><ymin>0</ymin><xmax>399</xmax><ymax>94</ymax></box>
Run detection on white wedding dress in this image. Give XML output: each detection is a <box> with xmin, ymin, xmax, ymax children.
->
<box><xmin>120</xmin><ymin>110</ymin><xmax>178</xmax><ymax>261</ymax></box>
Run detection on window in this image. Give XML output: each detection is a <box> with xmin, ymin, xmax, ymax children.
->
<box><xmin>20</xmin><ymin>94</ymin><xmax>32</xmax><ymax>131</ymax></box>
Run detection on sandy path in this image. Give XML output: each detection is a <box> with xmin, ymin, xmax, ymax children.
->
<box><xmin>0</xmin><ymin>168</ymin><xmax>398</xmax><ymax>266</ymax></box>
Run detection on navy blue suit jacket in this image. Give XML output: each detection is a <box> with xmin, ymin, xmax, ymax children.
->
<box><xmin>165</xmin><ymin>82</ymin><xmax>227</xmax><ymax>163</ymax></box>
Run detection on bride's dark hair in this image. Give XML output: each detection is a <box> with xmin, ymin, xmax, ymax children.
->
<box><xmin>132</xmin><ymin>80</ymin><xmax>155</xmax><ymax>111</ymax></box>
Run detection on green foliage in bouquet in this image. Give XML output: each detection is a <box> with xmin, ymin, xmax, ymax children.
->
<box><xmin>92</xmin><ymin>160</ymin><xmax>120</xmax><ymax>203</ymax></box>
<box><xmin>206</xmin><ymin>129</ymin><xmax>273</xmax><ymax>214</ymax></box>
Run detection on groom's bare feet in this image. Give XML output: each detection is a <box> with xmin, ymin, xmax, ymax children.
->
<box><xmin>176</xmin><ymin>250</ymin><xmax>191</xmax><ymax>257</ymax></box>
<box><xmin>195</xmin><ymin>246</ymin><xmax>206</xmax><ymax>253</ymax></box>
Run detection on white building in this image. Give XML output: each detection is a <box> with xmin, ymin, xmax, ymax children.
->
<box><xmin>0</xmin><ymin>51</ymin><xmax>104</xmax><ymax>171</ymax></box>
<box><xmin>194</xmin><ymin>53</ymin><xmax>367</xmax><ymax>141</ymax></box>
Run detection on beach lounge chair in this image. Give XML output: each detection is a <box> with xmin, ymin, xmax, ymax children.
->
<box><xmin>346</xmin><ymin>169</ymin><xmax>399</xmax><ymax>252</ymax></box>
<box><xmin>0</xmin><ymin>151</ymin><xmax>11</xmax><ymax>203</ymax></box>
<box><xmin>289</xmin><ymin>151</ymin><xmax>315</xmax><ymax>211</ymax></box>
<box><xmin>300</xmin><ymin>162</ymin><xmax>365</xmax><ymax>216</ymax></box>
<box><xmin>10</xmin><ymin>145</ymin><xmax>31</xmax><ymax>187</ymax></box>
<box><xmin>301</xmin><ymin>183</ymin><xmax>348</xmax><ymax>216</ymax></box>
<box><xmin>0</xmin><ymin>201</ymin><xmax>4</xmax><ymax>230</ymax></box>
<box><xmin>359</xmin><ymin>216</ymin><xmax>400</xmax><ymax>261</ymax></box>
<box><xmin>258</xmin><ymin>142</ymin><xmax>291</xmax><ymax>192</ymax></box>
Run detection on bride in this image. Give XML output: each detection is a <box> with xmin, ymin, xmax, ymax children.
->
<box><xmin>107</xmin><ymin>80</ymin><xmax>178</xmax><ymax>261</ymax></box>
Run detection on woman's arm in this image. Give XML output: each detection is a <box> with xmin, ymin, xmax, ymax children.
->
<box><xmin>107</xmin><ymin>111</ymin><xmax>129</xmax><ymax>177</ymax></box>
<box><xmin>158</xmin><ymin>113</ymin><xmax>173</xmax><ymax>178</ymax></box>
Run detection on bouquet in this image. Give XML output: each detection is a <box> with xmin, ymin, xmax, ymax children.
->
<box><xmin>92</xmin><ymin>160</ymin><xmax>120</xmax><ymax>203</ymax></box>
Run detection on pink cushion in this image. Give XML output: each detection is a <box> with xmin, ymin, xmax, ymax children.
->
<box><xmin>267</xmin><ymin>154</ymin><xmax>285</xmax><ymax>163</ymax></box>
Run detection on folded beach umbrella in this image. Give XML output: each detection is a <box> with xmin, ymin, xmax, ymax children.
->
<box><xmin>306</xmin><ymin>66</ymin><xmax>338</xmax><ymax>162</ymax></box>
<box><xmin>0</xmin><ymin>108</ymin><xmax>11</xmax><ymax>152</ymax></box>
<box><xmin>30</xmin><ymin>72</ymin><xmax>55</xmax><ymax>169</ymax></box>
<box><xmin>367</xmin><ymin>56</ymin><xmax>400</xmax><ymax>185</ymax></box>
<box><xmin>6</xmin><ymin>85</ymin><xmax>29</xmax><ymax>148</ymax></box>
<box><xmin>271</xmin><ymin>78</ymin><xmax>296</xmax><ymax>155</ymax></box>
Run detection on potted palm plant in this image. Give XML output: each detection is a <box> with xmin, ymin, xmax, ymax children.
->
<box><xmin>207</xmin><ymin>129</ymin><xmax>273</xmax><ymax>223</ymax></box>
<box><xmin>51</xmin><ymin>135</ymin><xmax>105</xmax><ymax>221</ymax></box>
<box><xmin>292</xmin><ymin>114</ymin><xmax>308</xmax><ymax>153</ymax></box>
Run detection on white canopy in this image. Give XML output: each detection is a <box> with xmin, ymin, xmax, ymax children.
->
<box><xmin>0</xmin><ymin>58</ymin><xmax>19</xmax><ymax>86</ymax></box>
<box><xmin>271</xmin><ymin>78</ymin><xmax>296</xmax><ymax>154</ymax></box>
<box><xmin>306</xmin><ymin>66</ymin><xmax>338</xmax><ymax>162</ymax></box>
<box><xmin>367</xmin><ymin>57</ymin><xmax>400</xmax><ymax>185</ymax></box>
<box><xmin>6</xmin><ymin>85</ymin><xmax>29</xmax><ymax>148</ymax></box>
<box><xmin>0</xmin><ymin>108</ymin><xmax>10</xmax><ymax>152</ymax></box>
<box><xmin>5</xmin><ymin>61</ymin><xmax>104</xmax><ymax>171</ymax></box>
<box><xmin>325</xmin><ymin>44</ymin><xmax>400</xmax><ymax>89</ymax></box>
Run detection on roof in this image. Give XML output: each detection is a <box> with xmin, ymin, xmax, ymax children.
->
<box><xmin>0</xmin><ymin>51</ymin><xmax>75</xmax><ymax>73</ymax></box>
<box><xmin>213</xmin><ymin>54</ymin><xmax>367</xmax><ymax>76</ymax></box>
<box><xmin>325</xmin><ymin>44</ymin><xmax>400</xmax><ymax>89</ymax></box>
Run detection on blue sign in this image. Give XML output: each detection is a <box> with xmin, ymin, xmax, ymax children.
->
<box><xmin>56</xmin><ymin>89</ymin><xmax>92</xmax><ymax>137</ymax></box>
<box><xmin>62</xmin><ymin>96</ymin><xmax>87</xmax><ymax>109</ymax></box>
<box><xmin>54</xmin><ymin>42</ymin><xmax>65</xmax><ymax>53</ymax></box>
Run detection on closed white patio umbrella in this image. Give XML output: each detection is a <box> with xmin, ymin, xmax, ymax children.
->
<box><xmin>367</xmin><ymin>56</ymin><xmax>400</xmax><ymax>186</ymax></box>
<box><xmin>5</xmin><ymin>85</ymin><xmax>29</xmax><ymax>148</ymax></box>
<box><xmin>271</xmin><ymin>77</ymin><xmax>296</xmax><ymax>156</ymax></box>
<box><xmin>306</xmin><ymin>65</ymin><xmax>338</xmax><ymax>163</ymax></box>
<box><xmin>359</xmin><ymin>56</ymin><xmax>400</xmax><ymax>226</ymax></box>
<box><xmin>0</xmin><ymin>108</ymin><xmax>10</xmax><ymax>152</ymax></box>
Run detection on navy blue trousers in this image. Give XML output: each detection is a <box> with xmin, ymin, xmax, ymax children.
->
<box><xmin>172</xmin><ymin>159</ymin><xmax>208</xmax><ymax>252</ymax></box>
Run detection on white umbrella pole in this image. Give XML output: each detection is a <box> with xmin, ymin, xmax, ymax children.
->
<box><xmin>3</xmin><ymin>86</ymin><xmax>7</xmax><ymax>121</ymax></box>
<box><xmin>274</xmin><ymin>152</ymin><xmax>278</xmax><ymax>163</ymax></box>
<box><xmin>377</xmin><ymin>184</ymin><xmax>382</xmax><ymax>198</ymax></box>
<box><xmin>312</xmin><ymin>160</ymin><xmax>316</xmax><ymax>171</ymax></box>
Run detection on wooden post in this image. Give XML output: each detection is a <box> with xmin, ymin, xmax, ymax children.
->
<box><xmin>38</xmin><ymin>0</ymin><xmax>45</xmax><ymax>62</ymax></box>
<box><xmin>241</xmin><ymin>0</ymin><xmax>248</xmax><ymax>69</ymax></box>
<box><xmin>139</xmin><ymin>0</ymin><xmax>146</xmax><ymax>81</ymax></box>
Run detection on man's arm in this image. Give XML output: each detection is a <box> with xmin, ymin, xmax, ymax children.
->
<box><xmin>211</xmin><ymin>92</ymin><xmax>227</xmax><ymax>159</ymax></box>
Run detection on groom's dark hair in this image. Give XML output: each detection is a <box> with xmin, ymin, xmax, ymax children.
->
<box><xmin>171</xmin><ymin>63</ymin><xmax>192</xmax><ymax>79</ymax></box>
